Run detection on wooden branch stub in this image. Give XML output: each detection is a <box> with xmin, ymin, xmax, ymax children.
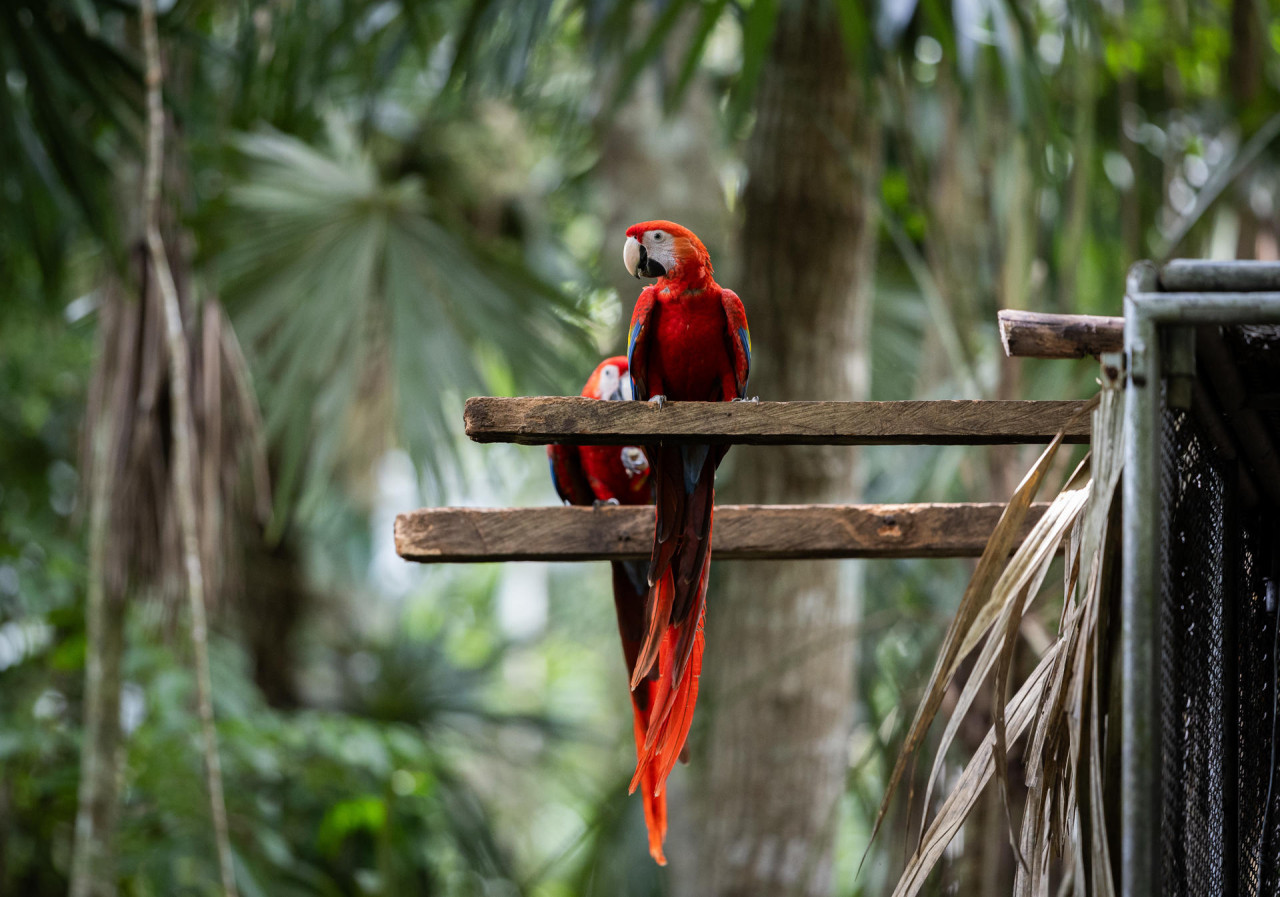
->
<box><xmin>464</xmin><ymin>397</ymin><xmax>1092</xmax><ymax>446</ymax></box>
<box><xmin>997</xmin><ymin>310</ymin><xmax>1125</xmax><ymax>359</ymax></box>
<box><xmin>395</xmin><ymin>502</ymin><xmax>1053</xmax><ymax>562</ymax></box>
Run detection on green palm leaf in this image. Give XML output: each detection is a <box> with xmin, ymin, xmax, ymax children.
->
<box><xmin>219</xmin><ymin>119</ymin><xmax>590</xmax><ymax>528</ymax></box>
<box><xmin>0</xmin><ymin>0</ymin><xmax>142</xmax><ymax>297</ymax></box>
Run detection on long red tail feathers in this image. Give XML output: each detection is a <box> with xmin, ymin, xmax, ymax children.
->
<box><xmin>642</xmin><ymin>539</ymin><xmax>711</xmax><ymax>749</ymax></box>
<box><xmin>628</xmin><ymin>612</ymin><xmax>705</xmax><ymax>794</ymax></box>
<box><xmin>652</xmin><ymin>624</ymin><xmax>703</xmax><ymax>787</ymax></box>
<box><xmin>640</xmin><ymin>627</ymin><xmax>679</xmax><ymax>750</ymax></box>
<box><xmin>642</xmin><ymin>774</ymin><xmax>668</xmax><ymax>865</ymax></box>
<box><xmin>627</xmin><ymin>442</ymin><xmax>717</xmax><ymax>863</ymax></box>
<box><xmin>630</xmin><ymin>567</ymin><xmax>674</xmax><ymax>689</ymax></box>
<box><xmin>646</xmin><ymin>445</ymin><xmax>685</xmax><ymax>585</ymax></box>
<box><xmin>668</xmin><ymin>510</ymin><xmax>712</xmax><ymax>692</ymax></box>
<box><xmin>632</xmin><ymin>444</ymin><xmax>715</xmax><ymax>691</ymax></box>
<box><xmin>630</xmin><ymin>701</ymin><xmax>669</xmax><ymax>865</ymax></box>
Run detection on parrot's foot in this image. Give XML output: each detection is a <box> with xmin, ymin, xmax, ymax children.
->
<box><xmin>620</xmin><ymin>446</ymin><xmax>649</xmax><ymax>478</ymax></box>
<box><xmin>648</xmin><ymin>394</ymin><xmax>667</xmax><ymax>410</ymax></box>
<box><xmin>731</xmin><ymin>396</ymin><xmax>761</xmax><ymax>404</ymax></box>
<box><xmin>592</xmin><ymin>498</ymin><xmax>620</xmax><ymax>508</ymax></box>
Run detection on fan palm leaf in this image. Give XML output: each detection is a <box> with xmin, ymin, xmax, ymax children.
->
<box><xmin>219</xmin><ymin>119</ymin><xmax>590</xmax><ymax>525</ymax></box>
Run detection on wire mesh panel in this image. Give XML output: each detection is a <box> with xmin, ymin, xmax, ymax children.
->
<box><xmin>1158</xmin><ymin>376</ymin><xmax>1280</xmax><ymax>896</ymax></box>
<box><xmin>1237</xmin><ymin>516</ymin><xmax>1280</xmax><ymax>895</ymax></box>
<box><xmin>1160</xmin><ymin>406</ymin><xmax>1227</xmax><ymax>896</ymax></box>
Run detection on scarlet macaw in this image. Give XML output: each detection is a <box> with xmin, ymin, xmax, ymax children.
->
<box><xmin>621</xmin><ymin>221</ymin><xmax>751</xmax><ymax>825</ymax></box>
<box><xmin>546</xmin><ymin>356</ymin><xmax>671</xmax><ymax>862</ymax></box>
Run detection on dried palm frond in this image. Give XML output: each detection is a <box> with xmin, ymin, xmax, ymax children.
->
<box><xmin>83</xmin><ymin>246</ymin><xmax>269</xmax><ymax>612</ymax></box>
<box><xmin>869</xmin><ymin>366</ymin><xmax>1124</xmax><ymax>897</ymax></box>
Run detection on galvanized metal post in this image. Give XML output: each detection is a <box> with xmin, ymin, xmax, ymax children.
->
<box><xmin>1123</xmin><ymin>261</ymin><xmax>1162</xmax><ymax>897</ymax></box>
<box><xmin>1158</xmin><ymin>260</ymin><xmax>1280</xmax><ymax>292</ymax></box>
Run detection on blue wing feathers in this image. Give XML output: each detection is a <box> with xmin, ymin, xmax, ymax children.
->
<box><xmin>680</xmin><ymin>444</ymin><xmax>710</xmax><ymax>495</ymax></box>
<box><xmin>627</xmin><ymin>321</ymin><xmax>642</xmax><ymax>367</ymax></box>
<box><xmin>549</xmin><ymin>455</ymin><xmax>567</xmax><ymax>504</ymax></box>
<box><xmin>627</xmin><ymin>320</ymin><xmax>644</xmax><ymax>400</ymax></box>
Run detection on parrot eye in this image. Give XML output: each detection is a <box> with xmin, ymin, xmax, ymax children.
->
<box><xmin>653</xmin><ymin>233</ymin><xmax>663</xmax><ymax>241</ymax></box>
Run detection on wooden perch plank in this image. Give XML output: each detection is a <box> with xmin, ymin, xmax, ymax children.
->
<box><xmin>464</xmin><ymin>397</ymin><xmax>1092</xmax><ymax>446</ymax></box>
<box><xmin>395</xmin><ymin>502</ymin><xmax>1053</xmax><ymax>562</ymax></box>
<box><xmin>998</xmin><ymin>310</ymin><xmax>1124</xmax><ymax>358</ymax></box>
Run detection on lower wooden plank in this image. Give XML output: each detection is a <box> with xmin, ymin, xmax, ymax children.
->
<box><xmin>395</xmin><ymin>503</ymin><xmax>1052</xmax><ymax>562</ymax></box>
<box><xmin>463</xmin><ymin>397</ymin><xmax>1092</xmax><ymax>445</ymax></box>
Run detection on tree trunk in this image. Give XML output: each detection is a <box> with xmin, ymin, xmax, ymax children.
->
<box><xmin>69</xmin><ymin>418</ymin><xmax>124</xmax><ymax>897</ymax></box>
<box><xmin>68</xmin><ymin>601</ymin><xmax>124</xmax><ymax>897</ymax></box>
<box><xmin>675</xmin><ymin>2</ymin><xmax>880</xmax><ymax>894</ymax></box>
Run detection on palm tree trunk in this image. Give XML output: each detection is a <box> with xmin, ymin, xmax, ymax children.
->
<box><xmin>676</xmin><ymin>2</ymin><xmax>880</xmax><ymax>893</ymax></box>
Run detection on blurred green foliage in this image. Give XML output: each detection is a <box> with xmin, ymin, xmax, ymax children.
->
<box><xmin>3</xmin><ymin>0</ymin><xmax>1280</xmax><ymax>893</ymax></box>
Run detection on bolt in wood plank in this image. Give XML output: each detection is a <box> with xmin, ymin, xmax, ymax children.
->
<box><xmin>463</xmin><ymin>397</ymin><xmax>1092</xmax><ymax>446</ymax></box>
<box><xmin>395</xmin><ymin>502</ymin><xmax>1053</xmax><ymax>562</ymax></box>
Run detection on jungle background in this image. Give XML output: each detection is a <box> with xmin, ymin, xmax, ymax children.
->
<box><xmin>2</xmin><ymin>0</ymin><xmax>1278</xmax><ymax>894</ymax></box>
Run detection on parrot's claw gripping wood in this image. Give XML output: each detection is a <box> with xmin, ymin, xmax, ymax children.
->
<box><xmin>731</xmin><ymin>396</ymin><xmax>760</xmax><ymax>404</ymax></box>
<box><xmin>648</xmin><ymin>394</ymin><xmax>667</xmax><ymax>410</ymax></box>
<box><xmin>593</xmin><ymin>497</ymin><xmax>621</xmax><ymax>508</ymax></box>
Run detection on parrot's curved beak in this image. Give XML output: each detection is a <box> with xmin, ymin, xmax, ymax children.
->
<box><xmin>623</xmin><ymin>236</ymin><xmax>643</xmax><ymax>278</ymax></box>
<box><xmin>623</xmin><ymin>235</ymin><xmax>666</xmax><ymax>279</ymax></box>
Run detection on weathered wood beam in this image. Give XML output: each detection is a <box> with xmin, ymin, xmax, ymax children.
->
<box><xmin>997</xmin><ymin>310</ymin><xmax>1125</xmax><ymax>359</ymax></box>
<box><xmin>395</xmin><ymin>502</ymin><xmax>1053</xmax><ymax>562</ymax></box>
<box><xmin>463</xmin><ymin>397</ymin><xmax>1092</xmax><ymax>446</ymax></box>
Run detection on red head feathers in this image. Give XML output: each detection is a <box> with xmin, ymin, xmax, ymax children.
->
<box><xmin>581</xmin><ymin>355</ymin><xmax>632</xmax><ymax>402</ymax></box>
<box><xmin>623</xmin><ymin>220</ymin><xmax>713</xmax><ymax>287</ymax></box>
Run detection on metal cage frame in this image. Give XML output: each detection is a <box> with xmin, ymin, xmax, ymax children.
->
<box><xmin>1122</xmin><ymin>260</ymin><xmax>1280</xmax><ymax>896</ymax></box>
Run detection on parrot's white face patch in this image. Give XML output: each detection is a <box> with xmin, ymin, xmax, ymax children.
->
<box><xmin>595</xmin><ymin>364</ymin><xmax>624</xmax><ymax>401</ymax></box>
<box><xmin>623</xmin><ymin>231</ymin><xmax>675</xmax><ymax>278</ymax></box>
<box><xmin>641</xmin><ymin>230</ymin><xmax>678</xmax><ymax>275</ymax></box>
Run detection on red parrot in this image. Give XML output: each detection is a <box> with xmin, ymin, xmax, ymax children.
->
<box><xmin>546</xmin><ymin>356</ymin><xmax>671</xmax><ymax>862</ymax></box>
<box><xmin>621</xmin><ymin>221</ymin><xmax>751</xmax><ymax>828</ymax></box>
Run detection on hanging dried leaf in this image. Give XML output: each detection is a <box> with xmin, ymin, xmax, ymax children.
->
<box><xmin>862</xmin><ymin>394</ymin><xmax>1099</xmax><ymax>867</ymax></box>
<box><xmin>891</xmin><ymin>642</ymin><xmax>1062</xmax><ymax>897</ymax></box>
<box><xmin>873</xmin><ymin>371</ymin><xmax>1125</xmax><ymax>896</ymax></box>
<box><xmin>83</xmin><ymin>250</ymin><xmax>269</xmax><ymax>612</ymax></box>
